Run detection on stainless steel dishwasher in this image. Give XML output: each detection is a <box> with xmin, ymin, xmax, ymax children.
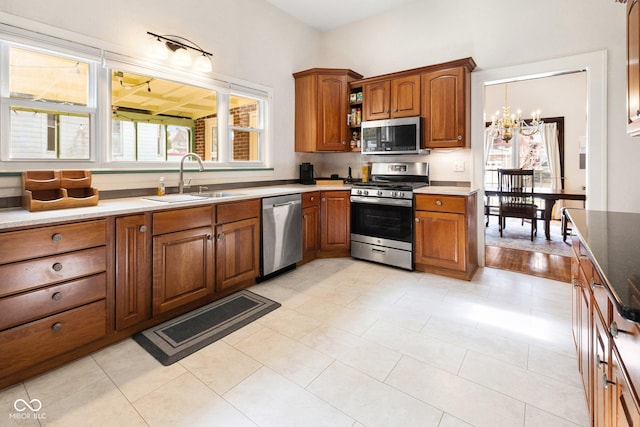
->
<box><xmin>261</xmin><ymin>193</ymin><xmax>302</xmax><ymax>278</ymax></box>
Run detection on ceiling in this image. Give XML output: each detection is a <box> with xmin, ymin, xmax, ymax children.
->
<box><xmin>263</xmin><ymin>0</ymin><xmax>415</xmax><ymax>32</ymax></box>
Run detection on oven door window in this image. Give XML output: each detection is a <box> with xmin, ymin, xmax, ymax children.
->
<box><xmin>351</xmin><ymin>202</ymin><xmax>413</xmax><ymax>243</ymax></box>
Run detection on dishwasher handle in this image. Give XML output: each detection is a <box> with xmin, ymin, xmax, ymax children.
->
<box><xmin>272</xmin><ymin>200</ymin><xmax>297</xmax><ymax>208</ymax></box>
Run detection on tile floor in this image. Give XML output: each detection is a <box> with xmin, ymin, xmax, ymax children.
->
<box><xmin>1</xmin><ymin>258</ymin><xmax>590</xmax><ymax>427</ymax></box>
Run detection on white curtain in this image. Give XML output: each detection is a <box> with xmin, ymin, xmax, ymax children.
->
<box><xmin>542</xmin><ymin>122</ymin><xmax>562</xmax><ymax>219</ymax></box>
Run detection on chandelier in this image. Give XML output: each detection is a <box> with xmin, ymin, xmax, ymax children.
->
<box><xmin>489</xmin><ymin>84</ymin><xmax>543</xmax><ymax>142</ymax></box>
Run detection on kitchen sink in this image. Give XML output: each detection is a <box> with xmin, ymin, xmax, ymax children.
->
<box><xmin>144</xmin><ymin>192</ymin><xmax>245</xmax><ymax>203</ymax></box>
<box><xmin>191</xmin><ymin>191</ymin><xmax>245</xmax><ymax>198</ymax></box>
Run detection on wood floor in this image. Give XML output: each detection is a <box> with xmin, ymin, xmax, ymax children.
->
<box><xmin>485</xmin><ymin>245</ymin><xmax>571</xmax><ymax>283</ymax></box>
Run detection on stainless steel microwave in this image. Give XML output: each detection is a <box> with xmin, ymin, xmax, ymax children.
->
<box><xmin>361</xmin><ymin>116</ymin><xmax>421</xmax><ymax>155</ymax></box>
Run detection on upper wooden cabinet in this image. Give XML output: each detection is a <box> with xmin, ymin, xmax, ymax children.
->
<box><xmin>363</xmin><ymin>74</ymin><xmax>420</xmax><ymax>121</ymax></box>
<box><xmin>293</xmin><ymin>68</ymin><xmax>363</xmax><ymax>152</ymax></box>
<box><xmin>628</xmin><ymin>0</ymin><xmax>640</xmax><ymax>136</ymax></box>
<box><xmin>422</xmin><ymin>65</ymin><xmax>472</xmax><ymax>149</ymax></box>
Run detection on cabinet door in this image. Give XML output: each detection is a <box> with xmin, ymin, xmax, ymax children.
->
<box><xmin>612</xmin><ymin>349</ymin><xmax>640</xmax><ymax>427</ymax></box>
<box><xmin>628</xmin><ymin>0</ymin><xmax>640</xmax><ymax>136</ymax></box>
<box><xmin>216</xmin><ymin>217</ymin><xmax>260</xmax><ymax>292</ymax></box>
<box><xmin>422</xmin><ymin>67</ymin><xmax>468</xmax><ymax>148</ymax></box>
<box><xmin>317</xmin><ymin>74</ymin><xmax>348</xmax><ymax>151</ymax></box>
<box><xmin>152</xmin><ymin>226</ymin><xmax>214</xmax><ymax>315</ymax></box>
<box><xmin>115</xmin><ymin>214</ymin><xmax>150</xmax><ymax>330</ymax></box>
<box><xmin>593</xmin><ymin>309</ymin><xmax>611</xmax><ymax>427</ymax></box>
<box><xmin>391</xmin><ymin>75</ymin><xmax>420</xmax><ymax>118</ymax></box>
<box><xmin>364</xmin><ymin>80</ymin><xmax>391</xmax><ymax>121</ymax></box>
<box><xmin>320</xmin><ymin>191</ymin><xmax>351</xmax><ymax>255</ymax></box>
<box><xmin>571</xmin><ymin>255</ymin><xmax>581</xmax><ymax>349</ymax></box>
<box><xmin>414</xmin><ymin>210</ymin><xmax>465</xmax><ymax>271</ymax></box>
<box><xmin>578</xmin><ymin>265</ymin><xmax>592</xmax><ymax>408</ymax></box>
<box><xmin>301</xmin><ymin>205</ymin><xmax>320</xmax><ymax>263</ymax></box>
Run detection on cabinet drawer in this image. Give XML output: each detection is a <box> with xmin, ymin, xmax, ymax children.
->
<box><xmin>590</xmin><ymin>269</ymin><xmax>610</xmax><ymax>325</ymax></box>
<box><xmin>0</xmin><ymin>273</ymin><xmax>106</xmax><ymax>330</ymax></box>
<box><xmin>0</xmin><ymin>299</ymin><xmax>107</xmax><ymax>378</ymax></box>
<box><xmin>153</xmin><ymin>206</ymin><xmax>214</xmax><ymax>235</ymax></box>
<box><xmin>0</xmin><ymin>246</ymin><xmax>107</xmax><ymax>297</ymax></box>
<box><xmin>0</xmin><ymin>219</ymin><xmax>107</xmax><ymax>264</ymax></box>
<box><xmin>612</xmin><ymin>309</ymin><xmax>640</xmax><ymax>403</ymax></box>
<box><xmin>217</xmin><ymin>199</ymin><xmax>260</xmax><ymax>224</ymax></box>
<box><xmin>302</xmin><ymin>191</ymin><xmax>320</xmax><ymax>208</ymax></box>
<box><xmin>415</xmin><ymin>194</ymin><xmax>466</xmax><ymax>213</ymax></box>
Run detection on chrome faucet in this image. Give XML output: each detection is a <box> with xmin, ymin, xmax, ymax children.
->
<box><xmin>178</xmin><ymin>152</ymin><xmax>205</xmax><ymax>193</ymax></box>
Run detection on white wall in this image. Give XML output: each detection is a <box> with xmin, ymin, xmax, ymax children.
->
<box><xmin>317</xmin><ymin>0</ymin><xmax>635</xmax><ymax>212</ymax></box>
<box><xmin>0</xmin><ymin>0</ymin><xmax>636</xmax><ymax>213</ymax></box>
<box><xmin>0</xmin><ymin>0</ymin><xmax>321</xmax><ymax>194</ymax></box>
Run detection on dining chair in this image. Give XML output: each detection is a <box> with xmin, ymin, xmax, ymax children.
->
<box><xmin>498</xmin><ymin>168</ymin><xmax>537</xmax><ymax>241</ymax></box>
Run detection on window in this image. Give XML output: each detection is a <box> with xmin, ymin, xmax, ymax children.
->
<box><xmin>1</xmin><ymin>46</ymin><xmax>96</xmax><ymax>160</ymax></box>
<box><xmin>0</xmin><ymin>26</ymin><xmax>272</xmax><ymax>170</ymax></box>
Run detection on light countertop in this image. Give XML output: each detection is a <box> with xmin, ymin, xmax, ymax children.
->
<box><xmin>0</xmin><ymin>183</ymin><xmax>478</xmax><ymax>230</ymax></box>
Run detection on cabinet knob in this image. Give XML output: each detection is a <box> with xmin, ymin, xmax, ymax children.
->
<box><xmin>139</xmin><ymin>225</ymin><xmax>147</xmax><ymax>233</ymax></box>
<box><xmin>572</xmin><ymin>278</ymin><xmax>578</xmax><ymax>288</ymax></box>
<box><xmin>596</xmin><ymin>354</ymin><xmax>607</xmax><ymax>368</ymax></box>
<box><xmin>52</xmin><ymin>262</ymin><xmax>63</xmax><ymax>272</ymax></box>
<box><xmin>52</xmin><ymin>292</ymin><xmax>62</xmax><ymax>301</ymax></box>
<box><xmin>207</xmin><ymin>234</ymin><xmax>213</xmax><ymax>241</ymax></box>
<box><xmin>51</xmin><ymin>322</ymin><xmax>63</xmax><ymax>332</ymax></box>
<box><xmin>457</xmin><ymin>135</ymin><xmax>463</xmax><ymax>141</ymax></box>
<box><xmin>310</xmin><ymin>196</ymin><xmax>314</xmax><ymax>202</ymax></box>
<box><xmin>52</xmin><ymin>233</ymin><xmax>63</xmax><ymax>242</ymax></box>
<box><xmin>415</xmin><ymin>218</ymin><xmax>420</xmax><ymax>222</ymax></box>
<box><xmin>217</xmin><ymin>233</ymin><xmax>224</xmax><ymax>241</ymax></box>
<box><xmin>435</xmin><ymin>200</ymin><xmax>442</xmax><ymax>206</ymax></box>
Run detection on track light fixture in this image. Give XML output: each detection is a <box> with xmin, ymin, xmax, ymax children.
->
<box><xmin>146</xmin><ymin>31</ymin><xmax>213</xmax><ymax>73</ymax></box>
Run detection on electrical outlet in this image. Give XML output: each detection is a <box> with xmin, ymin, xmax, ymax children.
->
<box><xmin>453</xmin><ymin>161</ymin><xmax>465</xmax><ymax>172</ymax></box>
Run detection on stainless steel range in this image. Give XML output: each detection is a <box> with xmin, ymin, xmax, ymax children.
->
<box><xmin>350</xmin><ymin>162</ymin><xmax>429</xmax><ymax>270</ymax></box>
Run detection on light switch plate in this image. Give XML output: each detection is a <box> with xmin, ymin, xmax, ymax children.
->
<box><xmin>453</xmin><ymin>161</ymin><xmax>465</xmax><ymax>172</ymax></box>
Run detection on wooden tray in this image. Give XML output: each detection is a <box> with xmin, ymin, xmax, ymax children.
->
<box><xmin>22</xmin><ymin>170</ymin><xmax>99</xmax><ymax>212</ymax></box>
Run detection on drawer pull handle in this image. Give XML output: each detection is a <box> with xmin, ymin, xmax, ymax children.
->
<box><xmin>139</xmin><ymin>225</ymin><xmax>147</xmax><ymax>233</ymax></box>
<box><xmin>310</xmin><ymin>196</ymin><xmax>314</xmax><ymax>202</ymax></box>
<box><xmin>52</xmin><ymin>292</ymin><xmax>63</xmax><ymax>301</ymax></box>
<box><xmin>436</xmin><ymin>200</ymin><xmax>442</xmax><ymax>206</ymax></box>
<box><xmin>51</xmin><ymin>322</ymin><xmax>63</xmax><ymax>332</ymax></box>
<box><xmin>52</xmin><ymin>233</ymin><xmax>63</xmax><ymax>242</ymax></box>
<box><xmin>610</xmin><ymin>321</ymin><xmax>619</xmax><ymax>338</ymax></box>
<box><xmin>52</xmin><ymin>262</ymin><xmax>63</xmax><ymax>272</ymax></box>
<box><xmin>596</xmin><ymin>354</ymin><xmax>607</xmax><ymax>368</ymax></box>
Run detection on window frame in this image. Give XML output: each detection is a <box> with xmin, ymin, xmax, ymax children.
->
<box><xmin>0</xmin><ymin>24</ymin><xmax>273</xmax><ymax>172</ymax></box>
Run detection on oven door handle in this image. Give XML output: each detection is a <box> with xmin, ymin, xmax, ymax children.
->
<box><xmin>350</xmin><ymin>195</ymin><xmax>412</xmax><ymax>208</ymax></box>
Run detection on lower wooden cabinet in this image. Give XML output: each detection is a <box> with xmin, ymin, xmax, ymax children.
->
<box><xmin>115</xmin><ymin>214</ymin><xmax>151</xmax><ymax>330</ymax></box>
<box><xmin>300</xmin><ymin>191</ymin><xmax>320</xmax><ymax>265</ymax></box>
<box><xmin>319</xmin><ymin>190</ymin><xmax>351</xmax><ymax>257</ymax></box>
<box><xmin>152</xmin><ymin>226</ymin><xmax>214</xmax><ymax>315</ymax></box>
<box><xmin>414</xmin><ymin>193</ymin><xmax>477</xmax><ymax>280</ymax></box>
<box><xmin>571</xmin><ymin>234</ymin><xmax>640</xmax><ymax>427</ymax></box>
<box><xmin>215</xmin><ymin>199</ymin><xmax>260</xmax><ymax>293</ymax></box>
<box><xmin>151</xmin><ymin>206</ymin><xmax>215</xmax><ymax>315</ymax></box>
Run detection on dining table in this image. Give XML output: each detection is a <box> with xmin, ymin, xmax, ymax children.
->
<box><xmin>484</xmin><ymin>187</ymin><xmax>586</xmax><ymax>240</ymax></box>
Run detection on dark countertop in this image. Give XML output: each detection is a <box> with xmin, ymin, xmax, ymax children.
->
<box><xmin>567</xmin><ymin>209</ymin><xmax>640</xmax><ymax>323</ymax></box>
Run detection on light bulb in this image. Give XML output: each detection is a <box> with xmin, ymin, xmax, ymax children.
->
<box><xmin>148</xmin><ymin>38</ymin><xmax>169</xmax><ymax>60</ymax></box>
<box><xmin>172</xmin><ymin>47</ymin><xmax>192</xmax><ymax>67</ymax></box>
<box><xmin>194</xmin><ymin>54</ymin><xmax>212</xmax><ymax>72</ymax></box>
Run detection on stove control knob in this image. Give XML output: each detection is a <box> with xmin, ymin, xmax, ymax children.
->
<box><xmin>356</xmin><ymin>189</ymin><xmax>363</xmax><ymax>195</ymax></box>
<box><xmin>377</xmin><ymin>190</ymin><xmax>383</xmax><ymax>197</ymax></box>
<box><xmin>398</xmin><ymin>192</ymin><xmax>405</xmax><ymax>198</ymax></box>
<box><xmin>363</xmin><ymin>190</ymin><xmax>369</xmax><ymax>196</ymax></box>
<box><xmin>391</xmin><ymin>191</ymin><xmax>398</xmax><ymax>198</ymax></box>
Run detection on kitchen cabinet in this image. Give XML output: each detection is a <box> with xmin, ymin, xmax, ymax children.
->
<box><xmin>628</xmin><ymin>0</ymin><xmax>640</xmax><ymax>136</ymax></box>
<box><xmin>293</xmin><ymin>68</ymin><xmax>363</xmax><ymax>152</ymax></box>
<box><xmin>414</xmin><ymin>193</ymin><xmax>478</xmax><ymax>280</ymax></box>
<box><xmin>152</xmin><ymin>206</ymin><xmax>215</xmax><ymax>315</ymax></box>
<box><xmin>421</xmin><ymin>65</ymin><xmax>472</xmax><ymax>148</ymax></box>
<box><xmin>320</xmin><ymin>190</ymin><xmax>351</xmax><ymax>257</ymax></box>
<box><xmin>0</xmin><ymin>219</ymin><xmax>110</xmax><ymax>388</ymax></box>
<box><xmin>300</xmin><ymin>191</ymin><xmax>320</xmax><ymax>264</ymax></box>
<box><xmin>115</xmin><ymin>213</ymin><xmax>151</xmax><ymax>330</ymax></box>
<box><xmin>570</xmin><ymin>231</ymin><xmax>640</xmax><ymax>427</ymax></box>
<box><xmin>363</xmin><ymin>74</ymin><xmax>420</xmax><ymax>121</ymax></box>
<box><xmin>215</xmin><ymin>199</ymin><xmax>260</xmax><ymax>293</ymax></box>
